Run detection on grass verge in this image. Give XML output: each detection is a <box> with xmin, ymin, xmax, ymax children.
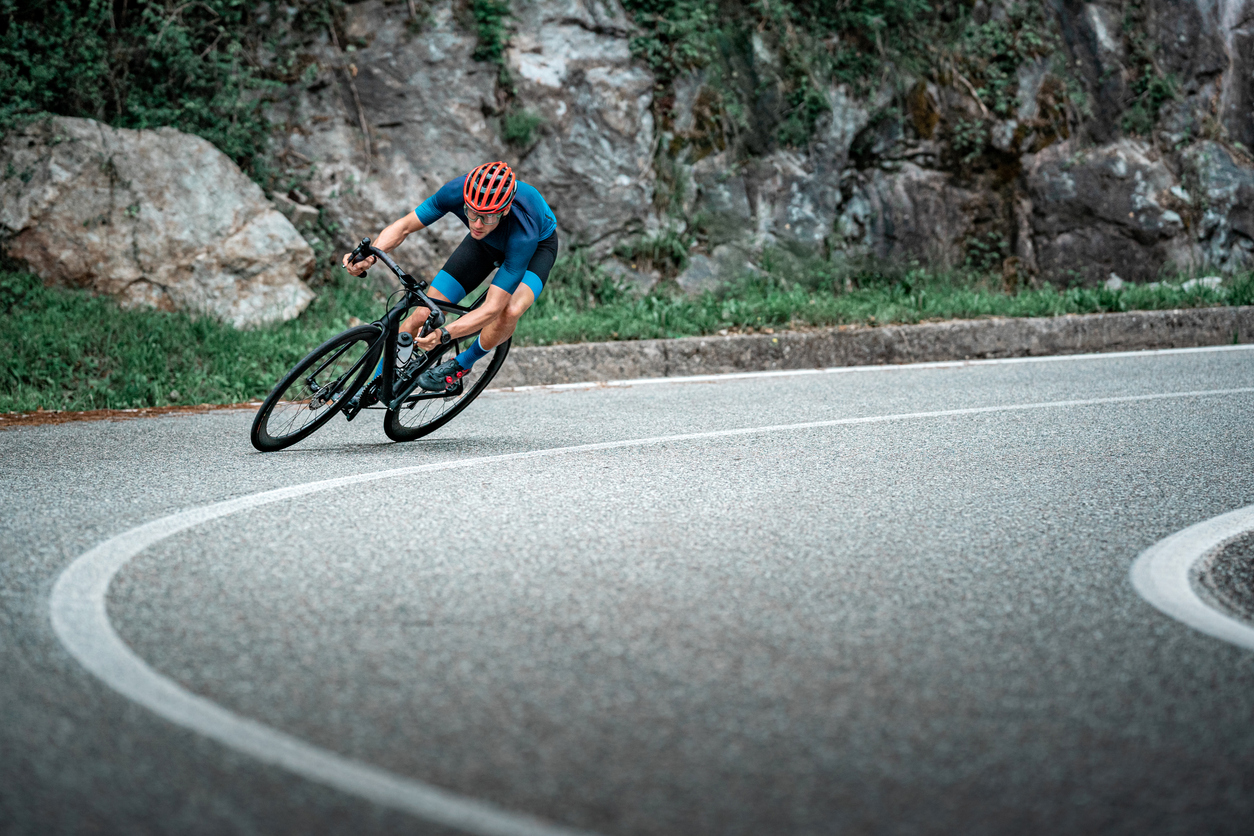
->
<box><xmin>3</xmin><ymin>257</ymin><xmax>1251</xmax><ymax>413</ymax></box>
<box><xmin>0</xmin><ymin>270</ymin><xmax>378</xmax><ymax>413</ymax></box>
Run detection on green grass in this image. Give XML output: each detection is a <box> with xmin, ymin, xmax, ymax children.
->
<box><xmin>2</xmin><ymin>258</ymin><xmax>1251</xmax><ymax>413</ymax></box>
<box><xmin>519</xmin><ymin>258</ymin><xmax>1253</xmax><ymax>345</ymax></box>
<box><xmin>0</xmin><ymin>269</ymin><xmax>378</xmax><ymax>413</ymax></box>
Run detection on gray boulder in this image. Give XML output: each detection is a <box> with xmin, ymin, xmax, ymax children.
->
<box><xmin>683</xmin><ymin>85</ymin><xmax>869</xmax><ymax>253</ymax></box>
<box><xmin>1</xmin><ymin>117</ymin><xmax>315</xmax><ymax>327</ymax></box>
<box><xmin>675</xmin><ymin>244</ymin><xmax>759</xmax><ymax>296</ymax></box>
<box><xmin>836</xmin><ymin>163</ymin><xmax>980</xmax><ymax>268</ymax></box>
<box><xmin>601</xmin><ymin>259</ymin><xmax>660</xmax><ymax>296</ymax></box>
<box><xmin>1025</xmin><ymin>139</ymin><xmax>1193</xmax><ymax>283</ymax></box>
<box><xmin>675</xmin><ymin>253</ymin><xmax>720</xmax><ymax>296</ymax></box>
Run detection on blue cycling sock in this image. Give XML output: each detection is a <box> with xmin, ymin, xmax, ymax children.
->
<box><xmin>455</xmin><ymin>337</ymin><xmax>491</xmax><ymax>370</ymax></box>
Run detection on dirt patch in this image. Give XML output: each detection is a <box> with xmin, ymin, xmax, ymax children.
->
<box><xmin>0</xmin><ymin>402</ymin><xmax>259</xmax><ymax>429</ymax></box>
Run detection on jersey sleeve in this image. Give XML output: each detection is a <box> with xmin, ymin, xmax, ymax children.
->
<box><xmin>414</xmin><ymin>178</ymin><xmax>464</xmax><ymax>227</ymax></box>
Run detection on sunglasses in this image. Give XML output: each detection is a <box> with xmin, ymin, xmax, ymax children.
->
<box><xmin>464</xmin><ymin>204</ymin><xmax>506</xmax><ymax>225</ymax></box>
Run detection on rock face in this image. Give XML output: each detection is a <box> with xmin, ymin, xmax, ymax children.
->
<box><xmin>1018</xmin><ymin>0</ymin><xmax>1254</xmax><ymax>281</ymax></box>
<box><xmin>1</xmin><ymin>117</ymin><xmax>315</xmax><ymax>327</ymax></box>
<box><xmin>268</xmin><ymin>0</ymin><xmax>655</xmax><ymax>284</ymax></box>
<box><xmin>257</xmin><ymin>0</ymin><xmax>1252</xmax><ymax>291</ymax></box>
<box><xmin>658</xmin><ymin>0</ymin><xmax>1254</xmax><ymax>286</ymax></box>
<box><xmin>507</xmin><ymin>0</ymin><xmax>656</xmax><ymax>247</ymax></box>
<box><xmin>1026</xmin><ymin>139</ymin><xmax>1193</xmax><ymax>283</ymax></box>
<box><xmin>15</xmin><ymin>0</ymin><xmax>1247</xmax><ymax>315</ymax></box>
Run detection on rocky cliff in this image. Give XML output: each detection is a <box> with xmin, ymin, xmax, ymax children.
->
<box><xmin>4</xmin><ymin>0</ymin><xmax>1253</xmax><ymax>322</ymax></box>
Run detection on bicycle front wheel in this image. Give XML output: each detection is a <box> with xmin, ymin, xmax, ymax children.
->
<box><xmin>383</xmin><ymin>338</ymin><xmax>510</xmax><ymax>442</ymax></box>
<box><xmin>250</xmin><ymin>324</ymin><xmax>380</xmax><ymax>452</ymax></box>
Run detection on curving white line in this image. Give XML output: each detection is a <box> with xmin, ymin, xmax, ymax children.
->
<box><xmin>51</xmin><ymin>387</ymin><xmax>1254</xmax><ymax>836</ymax></box>
<box><xmin>1131</xmin><ymin>504</ymin><xmax>1254</xmax><ymax>651</ymax></box>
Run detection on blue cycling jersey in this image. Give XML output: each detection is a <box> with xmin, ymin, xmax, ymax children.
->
<box><xmin>415</xmin><ymin>176</ymin><xmax>557</xmax><ymax>293</ymax></box>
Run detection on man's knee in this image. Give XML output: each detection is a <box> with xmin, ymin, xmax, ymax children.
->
<box><xmin>501</xmin><ymin>304</ymin><xmax>525</xmax><ymax>323</ymax></box>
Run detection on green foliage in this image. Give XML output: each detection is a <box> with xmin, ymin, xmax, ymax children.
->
<box><xmin>1120</xmin><ymin>4</ymin><xmax>1179</xmax><ymax>137</ymax></box>
<box><xmin>530</xmin><ymin>250</ymin><xmax>630</xmax><ymax>320</ymax></box>
<box><xmin>950</xmin><ymin>117</ymin><xmax>987</xmax><ymax>165</ymax></box>
<box><xmin>958</xmin><ymin>4</ymin><xmax>1056</xmax><ymax>117</ymax></box>
<box><xmin>1122</xmin><ymin>65</ymin><xmax>1178</xmax><ymax>137</ymax></box>
<box><xmin>0</xmin><ymin>0</ymin><xmax>342</xmax><ymax>179</ymax></box>
<box><xmin>622</xmin><ymin>0</ymin><xmax>719</xmax><ymax>84</ymax></box>
<box><xmin>614</xmin><ymin>227</ymin><xmax>695</xmax><ymax>276</ymax></box>
<box><xmin>793</xmin><ymin>0</ymin><xmax>936</xmax><ymax>90</ymax></box>
<box><xmin>470</xmin><ymin>0</ymin><xmax>511</xmax><ymax>64</ymax></box>
<box><xmin>501</xmin><ymin>109</ymin><xmax>544</xmax><ymax>147</ymax></box>
<box><xmin>513</xmin><ymin>259</ymin><xmax>1250</xmax><ymax>347</ymax></box>
<box><xmin>794</xmin><ymin>0</ymin><xmax>932</xmax><ymax>33</ymax></box>
<box><xmin>965</xmin><ymin>231</ymin><xmax>1009</xmax><ymax>272</ymax></box>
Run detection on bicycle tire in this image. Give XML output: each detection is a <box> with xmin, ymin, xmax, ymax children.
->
<box><xmin>251</xmin><ymin>324</ymin><xmax>381</xmax><ymax>452</ymax></box>
<box><xmin>382</xmin><ymin>338</ymin><xmax>510</xmax><ymax>442</ymax></box>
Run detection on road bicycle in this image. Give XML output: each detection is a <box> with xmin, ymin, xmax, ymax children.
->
<box><xmin>250</xmin><ymin>239</ymin><xmax>509</xmax><ymax>452</ymax></box>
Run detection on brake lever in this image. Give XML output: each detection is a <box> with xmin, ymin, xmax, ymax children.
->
<box><xmin>418</xmin><ymin>308</ymin><xmax>446</xmax><ymax>338</ymax></box>
<box><xmin>348</xmin><ymin>237</ymin><xmax>372</xmax><ymax>276</ymax></box>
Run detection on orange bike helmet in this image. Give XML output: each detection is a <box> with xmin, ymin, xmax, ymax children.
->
<box><xmin>463</xmin><ymin>161</ymin><xmax>517</xmax><ymax>213</ymax></box>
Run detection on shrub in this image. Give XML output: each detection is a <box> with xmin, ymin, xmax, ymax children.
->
<box><xmin>0</xmin><ymin>0</ymin><xmax>343</xmax><ymax>180</ymax></box>
<box><xmin>501</xmin><ymin>109</ymin><xmax>544</xmax><ymax>147</ymax></box>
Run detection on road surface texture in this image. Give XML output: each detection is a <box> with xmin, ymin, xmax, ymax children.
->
<box><xmin>3</xmin><ymin>346</ymin><xmax>1253</xmax><ymax>836</ymax></box>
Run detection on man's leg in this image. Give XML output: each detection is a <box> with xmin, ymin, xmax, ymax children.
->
<box><xmin>479</xmin><ymin>283</ymin><xmax>536</xmax><ymax>349</ymax></box>
<box><xmin>447</xmin><ymin>283</ymin><xmax>535</xmax><ymax>376</ymax></box>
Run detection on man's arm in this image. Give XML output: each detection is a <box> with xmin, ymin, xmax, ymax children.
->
<box><xmin>341</xmin><ymin>212</ymin><xmax>425</xmax><ymax>276</ymax></box>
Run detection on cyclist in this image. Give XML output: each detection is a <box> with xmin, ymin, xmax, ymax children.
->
<box><xmin>341</xmin><ymin>161</ymin><xmax>558</xmax><ymax>392</ymax></box>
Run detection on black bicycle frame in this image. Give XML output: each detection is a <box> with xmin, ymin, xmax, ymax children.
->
<box><xmin>340</xmin><ymin>239</ymin><xmax>478</xmax><ymax>419</ymax></box>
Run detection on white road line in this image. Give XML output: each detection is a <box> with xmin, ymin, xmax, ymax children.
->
<box><xmin>497</xmin><ymin>343</ymin><xmax>1254</xmax><ymax>393</ymax></box>
<box><xmin>1131</xmin><ymin>505</ymin><xmax>1254</xmax><ymax>651</ymax></box>
<box><xmin>49</xmin><ymin>386</ymin><xmax>1254</xmax><ymax>836</ymax></box>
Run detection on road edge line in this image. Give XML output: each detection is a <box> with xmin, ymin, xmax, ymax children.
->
<box><xmin>1130</xmin><ymin>505</ymin><xmax>1254</xmax><ymax>651</ymax></box>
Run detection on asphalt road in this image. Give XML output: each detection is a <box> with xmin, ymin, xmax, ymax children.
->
<box><xmin>3</xmin><ymin>346</ymin><xmax>1254</xmax><ymax>836</ymax></box>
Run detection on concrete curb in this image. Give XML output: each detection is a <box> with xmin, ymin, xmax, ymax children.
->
<box><xmin>492</xmin><ymin>306</ymin><xmax>1254</xmax><ymax>388</ymax></box>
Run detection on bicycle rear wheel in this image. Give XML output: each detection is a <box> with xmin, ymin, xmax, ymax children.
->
<box><xmin>251</xmin><ymin>324</ymin><xmax>380</xmax><ymax>452</ymax></box>
<box><xmin>383</xmin><ymin>338</ymin><xmax>510</xmax><ymax>442</ymax></box>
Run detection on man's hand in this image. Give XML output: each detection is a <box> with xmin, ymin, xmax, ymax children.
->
<box><xmin>344</xmin><ymin>214</ymin><xmax>425</xmax><ymax>277</ymax></box>
<box><xmin>414</xmin><ymin>328</ymin><xmax>443</xmax><ymax>352</ymax></box>
<box><xmin>342</xmin><ymin>252</ymin><xmax>376</xmax><ymax>276</ymax></box>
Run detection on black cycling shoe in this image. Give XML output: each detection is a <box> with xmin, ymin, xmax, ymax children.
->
<box><xmin>417</xmin><ymin>358</ymin><xmax>467</xmax><ymax>392</ymax></box>
<box><xmin>345</xmin><ymin>381</ymin><xmax>378</xmax><ymax>412</ymax></box>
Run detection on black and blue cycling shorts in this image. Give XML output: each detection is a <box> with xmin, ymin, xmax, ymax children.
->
<box><xmin>429</xmin><ymin>232</ymin><xmax>559</xmax><ymax>303</ymax></box>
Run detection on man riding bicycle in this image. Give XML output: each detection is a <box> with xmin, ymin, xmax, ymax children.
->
<box><xmin>341</xmin><ymin>161</ymin><xmax>558</xmax><ymax>393</ymax></box>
